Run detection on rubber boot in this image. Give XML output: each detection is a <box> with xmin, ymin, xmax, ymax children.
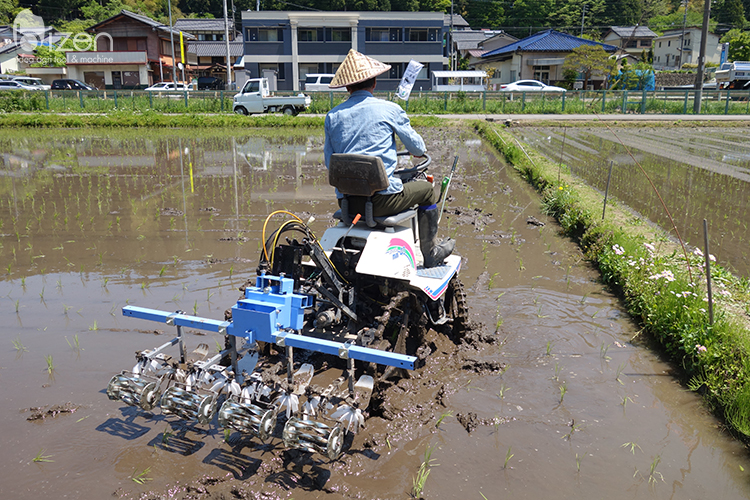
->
<box><xmin>418</xmin><ymin>207</ymin><xmax>455</xmax><ymax>268</ymax></box>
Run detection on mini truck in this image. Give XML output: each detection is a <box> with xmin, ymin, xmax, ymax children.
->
<box><xmin>233</xmin><ymin>78</ymin><xmax>311</xmax><ymax>116</ymax></box>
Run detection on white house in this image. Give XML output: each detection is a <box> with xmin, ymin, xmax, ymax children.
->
<box><xmin>652</xmin><ymin>28</ymin><xmax>721</xmax><ymax>70</ymax></box>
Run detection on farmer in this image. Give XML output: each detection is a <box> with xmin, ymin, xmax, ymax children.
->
<box><xmin>323</xmin><ymin>49</ymin><xmax>453</xmax><ymax>268</ymax></box>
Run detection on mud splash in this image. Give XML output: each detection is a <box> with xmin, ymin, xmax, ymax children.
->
<box><xmin>1</xmin><ymin>127</ymin><xmax>749</xmax><ymax>499</ymax></box>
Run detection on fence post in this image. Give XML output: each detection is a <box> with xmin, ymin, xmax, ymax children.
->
<box><xmin>483</xmin><ymin>90</ymin><xmax>486</xmax><ymax>111</ymax></box>
<box><xmin>79</xmin><ymin>91</ymin><xmax>84</xmax><ymax>109</ymax></box>
<box><xmin>220</xmin><ymin>91</ymin><xmax>224</xmax><ymax>112</ymax></box>
<box><xmin>621</xmin><ymin>90</ymin><xmax>627</xmax><ymax>113</ymax></box>
<box><xmin>184</xmin><ymin>91</ymin><xmax>188</xmax><ymax>108</ymax></box>
<box><xmin>45</xmin><ymin>90</ymin><xmax>49</xmax><ymax>110</ymax></box>
<box><xmin>561</xmin><ymin>92</ymin><xmax>565</xmax><ymax>112</ymax></box>
<box><xmin>683</xmin><ymin>91</ymin><xmax>688</xmax><ymax>114</ymax></box>
<box><xmin>640</xmin><ymin>89</ymin><xmax>646</xmax><ymax>114</ymax></box>
<box><xmin>114</xmin><ymin>90</ymin><xmax>117</xmax><ymax>109</ymax></box>
<box><xmin>725</xmin><ymin>90</ymin><xmax>730</xmax><ymax>115</ymax></box>
<box><xmin>521</xmin><ymin>91</ymin><xmax>526</xmax><ymax>112</ymax></box>
<box><xmin>444</xmin><ymin>92</ymin><xmax>447</xmax><ymax>111</ymax></box>
<box><xmin>329</xmin><ymin>91</ymin><xmax>333</xmax><ymax>110</ymax></box>
<box><xmin>405</xmin><ymin>99</ymin><xmax>409</xmax><ymax>112</ymax></box>
<box><xmin>601</xmin><ymin>90</ymin><xmax>606</xmax><ymax>112</ymax></box>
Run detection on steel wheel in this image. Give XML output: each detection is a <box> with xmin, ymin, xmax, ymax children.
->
<box><xmin>444</xmin><ymin>276</ymin><xmax>469</xmax><ymax>340</ymax></box>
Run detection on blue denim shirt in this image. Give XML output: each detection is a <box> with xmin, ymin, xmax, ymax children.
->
<box><xmin>324</xmin><ymin>90</ymin><xmax>426</xmax><ymax>198</ymax></box>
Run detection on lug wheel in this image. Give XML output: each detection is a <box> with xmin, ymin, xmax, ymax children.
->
<box><xmin>444</xmin><ymin>276</ymin><xmax>469</xmax><ymax>340</ymax></box>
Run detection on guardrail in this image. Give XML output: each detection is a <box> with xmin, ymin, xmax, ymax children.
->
<box><xmin>1</xmin><ymin>88</ymin><xmax>749</xmax><ymax>115</ymax></box>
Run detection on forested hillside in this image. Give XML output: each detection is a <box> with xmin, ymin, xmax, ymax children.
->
<box><xmin>1</xmin><ymin>0</ymin><xmax>747</xmax><ymax>38</ymax></box>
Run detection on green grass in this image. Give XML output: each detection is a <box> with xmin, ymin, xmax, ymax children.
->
<box><xmin>478</xmin><ymin>121</ymin><xmax>750</xmax><ymax>442</ymax></box>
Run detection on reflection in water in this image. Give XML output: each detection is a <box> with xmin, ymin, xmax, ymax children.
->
<box><xmin>514</xmin><ymin>127</ymin><xmax>750</xmax><ymax>276</ymax></box>
<box><xmin>0</xmin><ymin>128</ymin><xmax>749</xmax><ymax>500</ymax></box>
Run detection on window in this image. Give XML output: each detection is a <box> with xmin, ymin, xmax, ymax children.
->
<box><xmin>387</xmin><ymin>64</ymin><xmax>403</xmax><ymax>79</ymax></box>
<box><xmin>659</xmin><ymin>41</ymin><xmax>662</xmax><ymax>48</ymax></box>
<box><xmin>299</xmin><ymin>29</ymin><xmax>323</xmax><ymax>42</ymax></box>
<box><xmin>533</xmin><ymin>66</ymin><xmax>550</xmax><ymax>83</ymax></box>
<box><xmin>642</xmin><ymin>40</ymin><xmax>651</xmax><ymax>47</ymax></box>
<box><xmin>327</xmin><ymin>28</ymin><xmax>351</xmax><ymax>42</ymax></box>
<box><xmin>246</xmin><ymin>27</ymin><xmax>284</xmax><ymax>42</ymax></box>
<box><xmin>668</xmin><ymin>40</ymin><xmax>671</xmax><ymax>47</ymax></box>
<box><xmin>366</xmin><ymin>28</ymin><xmax>402</xmax><ymax>42</ymax></box>
<box><xmin>625</xmin><ymin>40</ymin><xmax>637</xmax><ymax>48</ymax></box>
<box><xmin>416</xmin><ymin>66</ymin><xmax>428</xmax><ymax>80</ymax></box>
<box><xmin>409</xmin><ymin>29</ymin><xmax>428</xmax><ymax>41</ymax></box>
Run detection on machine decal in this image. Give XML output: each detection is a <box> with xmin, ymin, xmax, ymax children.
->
<box><xmin>386</xmin><ymin>238</ymin><xmax>416</xmax><ymax>269</ymax></box>
<box><xmin>422</xmin><ymin>260</ymin><xmax>461</xmax><ymax>300</ymax></box>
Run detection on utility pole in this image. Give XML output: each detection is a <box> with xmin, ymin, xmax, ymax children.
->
<box><xmin>168</xmin><ymin>0</ymin><xmax>176</xmax><ymax>84</ymax></box>
<box><xmin>223</xmin><ymin>0</ymin><xmax>232</xmax><ymax>89</ymax></box>
<box><xmin>693</xmin><ymin>0</ymin><xmax>711</xmax><ymax>113</ymax></box>
<box><xmin>450</xmin><ymin>0</ymin><xmax>454</xmax><ymax>70</ymax></box>
<box><xmin>580</xmin><ymin>4</ymin><xmax>587</xmax><ymax>37</ymax></box>
<box><xmin>679</xmin><ymin>0</ymin><xmax>688</xmax><ymax>67</ymax></box>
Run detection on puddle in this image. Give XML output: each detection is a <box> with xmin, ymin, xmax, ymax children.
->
<box><xmin>1</xmin><ymin>127</ymin><xmax>749</xmax><ymax>499</ymax></box>
<box><xmin>513</xmin><ymin>126</ymin><xmax>750</xmax><ymax>277</ymax></box>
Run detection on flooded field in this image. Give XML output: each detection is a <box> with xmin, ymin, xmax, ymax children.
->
<box><xmin>1</xmin><ymin>127</ymin><xmax>750</xmax><ymax>499</ymax></box>
<box><xmin>513</xmin><ymin>126</ymin><xmax>750</xmax><ymax>277</ymax></box>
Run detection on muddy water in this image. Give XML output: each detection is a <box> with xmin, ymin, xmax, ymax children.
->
<box><xmin>513</xmin><ymin>126</ymin><xmax>750</xmax><ymax>277</ymax></box>
<box><xmin>1</xmin><ymin>127</ymin><xmax>749</xmax><ymax>499</ymax></box>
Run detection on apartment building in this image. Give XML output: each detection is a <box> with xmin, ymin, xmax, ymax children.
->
<box><xmin>240</xmin><ymin>11</ymin><xmax>452</xmax><ymax>91</ymax></box>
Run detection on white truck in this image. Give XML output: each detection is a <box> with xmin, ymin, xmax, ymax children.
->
<box><xmin>233</xmin><ymin>78</ymin><xmax>311</xmax><ymax>116</ymax></box>
<box><xmin>715</xmin><ymin>61</ymin><xmax>750</xmax><ymax>90</ymax></box>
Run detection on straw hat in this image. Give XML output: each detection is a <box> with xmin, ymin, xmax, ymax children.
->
<box><xmin>329</xmin><ymin>49</ymin><xmax>391</xmax><ymax>89</ymax></box>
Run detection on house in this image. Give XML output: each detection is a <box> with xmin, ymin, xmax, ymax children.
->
<box><xmin>0</xmin><ymin>24</ymin><xmax>64</xmax><ymax>79</ymax></box>
<box><xmin>240</xmin><ymin>11</ymin><xmax>458</xmax><ymax>91</ymax></box>
<box><xmin>174</xmin><ymin>18</ymin><xmax>243</xmax><ymax>88</ymax></box>
<box><xmin>652</xmin><ymin>28</ymin><xmax>721</xmax><ymax>70</ymax></box>
<box><xmin>68</xmin><ymin>10</ymin><xmax>197</xmax><ymax>89</ymax></box>
<box><xmin>465</xmin><ymin>31</ymin><xmax>518</xmax><ymax>72</ymax></box>
<box><xmin>479</xmin><ymin>29</ymin><xmax>618</xmax><ymax>88</ymax></box>
<box><xmin>451</xmin><ymin>29</ymin><xmax>515</xmax><ymax>62</ymax></box>
<box><xmin>603</xmin><ymin>26</ymin><xmax>658</xmax><ymax>57</ymax></box>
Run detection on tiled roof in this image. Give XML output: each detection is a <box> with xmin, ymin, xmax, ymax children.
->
<box><xmin>444</xmin><ymin>14</ymin><xmax>469</xmax><ymax>28</ymax></box>
<box><xmin>174</xmin><ymin>18</ymin><xmax>228</xmax><ymax>32</ymax></box>
<box><xmin>88</xmin><ymin>10</ymin><xmax>195</xmax><ymax>40</ymax></box>
<box><xmin>188</xmin><ymin>41</ymin><xmax>243</xmax><ymax>57</ymax></box>
<box><xmin>609</xmin><ymin>26</ymin><xmax>658</xmax><ymax>38</ymax></box>
<box><xmin>483</xmin><ymin>30</ymin><xmax>617</xmax><ymax>58</ymax></box>
<box><xmin>467</xmin><ymin>49</ymin><xmax>486</xmax><ymax>58</ymax></box>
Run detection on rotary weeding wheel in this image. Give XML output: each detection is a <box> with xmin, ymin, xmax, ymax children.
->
<box><xmin>444</xmin><ymin>276</ymin><xmax>469</xmax><ymax>340</ymax></box>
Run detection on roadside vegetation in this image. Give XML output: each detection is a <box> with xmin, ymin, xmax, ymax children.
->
<box><xmin>475</xmin><ymin>120</ymin><xmax>750</xmax><ymax>439</ymax></box>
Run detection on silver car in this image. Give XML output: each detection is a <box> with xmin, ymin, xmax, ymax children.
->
<box><xmin>499</xmin><ymin>79</ymin><xmax>566</xmax><ymax>93</ymax></box>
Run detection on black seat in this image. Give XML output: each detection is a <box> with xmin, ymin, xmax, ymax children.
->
<box><xmin>328</xmin><ymin>154</ymin><xmax>387</xmax><ymax>228</ymax></box>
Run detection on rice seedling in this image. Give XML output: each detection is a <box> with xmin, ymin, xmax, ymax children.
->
<box><xmin>162</xmin><ymin>425</ymin><xmax>173</xmax><ymax>444</ymax></box>
<box><xmin>130</xmin><ymin>466</ymin><xmax>152</xmax><ymax>484</ymax></box>
<box><xmin>648</xmin><ymin>455</ymin><xmax>664</xmax><ymax>485</ymax></box>
<box><xmin>545</xmin><ymin>340</ymin><xmax>554</xmax><ymax>356</ymax></box>
<box><xmin>553</xmin><ymin>362</ymin><xmax>561</xmax><ymax>381</ymax></box>
<box><xmin>621</xmin><ymin>442</ymin><xmax>642</xmax><ymax>454</ymax></box>
<box><xmin>412</xmin><ymin>445</ymin><xmax>437</xmax><ymax>498</ymax></box>
<box><xmin>14</xmin><ymin>299</ymin><xmax>20</xmax><ymax>313</ymax></box>
<box><xmin>435</xmin><ymin>410</ymin><xmax>452</xmax><ymax>428</ymax></box>
<box><xmin>89</xmin><ymin>320</ymin><xmax>98</xmax><ymax>331</ymax></box>
<box><xmin>45</xmin><ymin>355</ymin><xmax>54</xmax><ymax>374</ymax></box>
<box><xmin>193</xmin><ymin>300</ymin><xmax>199</xmax><ymax>315</ymax></box>
<box><xmin>32</xmin><ymin>449</ymin><xmax>54</xmax><ymax>463</ymax></box>
<box><xmin>12</xmin><ymin>337</ymin><xmax>28</xmax><ymax>352</ymax></box>
<box><xmin>39</xmin><ymin>287</ymin><xmax>45</xmax><ymax>301</ymax></box>
<box><xmin>66</xmin><ymin>334</ymin><xmax>82</xmax><ymax>352</ymax></box>
<box><xmin>503</xmin><ymin>446</ymin><xmax>514</xmax><ymax>469</ymax></box>
<box><xmin>63</xmin><ymin>304</ymin><xmax>72</xmax><ymax>315</ymax></box>
<box><xmin>559</xmin><ymin>382</ymin><xmax>568</xmax><ymax>403</ymax></box>
<box><xmin>575</xmin><ymin>453</ymin><xmax>584</xmax><ymax>472</ymax></box>
<box><xmin>621</xmin><ymin>396</ymin><xmax>634</xmax><ymax>408</ymax></box>
<box><xmin>616</xmin><ymin>362</ymin><xmax>626</xmax><ymax>385</ymax></box>
<box><xmin>158</xmin><ymin>265</ymin><xmax>166</xmax><ymax>277</ymax></box>
<box><xmin>600</xmin><ymin>342</ymin><xmax>611</xmax><ymax>361</ymax></box>
<box><xmin>497</xmin><ymin>383</ymin><xmax>509</xmax><ymax>399</ymax></box>
<box><xmin>562</xmin><ymin>420</ymin><xmax>581</xmax><ymax>440</ymax></box>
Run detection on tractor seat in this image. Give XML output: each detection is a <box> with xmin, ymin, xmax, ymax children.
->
<box><xmin>329</xmin><ymin>153</ymin><xmax>416</xmax><ymax>229</ymax></box>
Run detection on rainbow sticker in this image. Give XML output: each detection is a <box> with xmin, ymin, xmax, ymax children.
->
<box><xmin>386</xmin><ymin>237</ymin><xmax>416</xmax><ymax>269</ymax></box>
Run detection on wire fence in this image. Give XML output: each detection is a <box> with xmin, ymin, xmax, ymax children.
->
<box><xmin>1</xmin><ymin>88</ymin><xmax>749</xmax><ymax>115</ymax></box>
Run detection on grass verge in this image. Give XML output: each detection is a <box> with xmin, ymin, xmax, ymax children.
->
<box><xmin>474</xmin><ymin>120</ymin><xmax>750</xmax><ymax>439</ymax></box>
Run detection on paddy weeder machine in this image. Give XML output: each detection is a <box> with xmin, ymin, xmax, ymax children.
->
<box><xmin>107</xmin><ymin>153</ymin><xmax>468</xmax><ymax>460</ymax></box>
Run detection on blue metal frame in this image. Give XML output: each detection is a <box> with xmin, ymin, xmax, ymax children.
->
<box><xmin>122</xmin><ymin>274</ymin><xmax>416</xmax><ymax>370</ymax></box>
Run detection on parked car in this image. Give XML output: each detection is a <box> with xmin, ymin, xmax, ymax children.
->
<box><xmin>0</xmin><ymin>80</ymin><xmax>42</xmax><ymax>91</ymax></box>
<box><xmin>197</xmin><ymin>76</ymin><xmax>224</xmax><ymax>90</ymax></box>
<box><xmin>11</xmin><ymin>76</ymin><xmax>50</xmax><ymax>90</ymax></box>
<box><xmin>499</xmin><ymin>80</ymin><xmax>566</xmax><ymax>93</ymax></box>
<box><xmin>145</xmin><ymin>82</ymin><xmax>193</xmax><ymax>91</ymax></box>
<box><xmin>51</xmin><ymin>79</ymin><xmax>95</xmax><ymax>90</ymax></box>
<box><xmin>304</xmin><ymin>73</ymin><xmax>345</xmax><ymax>92</ymax></box>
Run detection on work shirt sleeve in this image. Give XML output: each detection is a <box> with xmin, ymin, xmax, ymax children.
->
<box><xmin>390</xmin><ymin>106</ymin><xmax>426</xmax><ymax>157</ymax></box>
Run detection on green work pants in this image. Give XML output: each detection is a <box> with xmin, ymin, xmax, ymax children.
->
<box><xmin>339</xmin><ymin>180</ymin><xmax>436</xmax><ymax>218</ymax></box>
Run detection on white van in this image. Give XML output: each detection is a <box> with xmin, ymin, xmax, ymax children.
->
<box><xmin>304</xmin><ymin>74</ymin><xmax>345</xmax><ymax>92</ymax></box>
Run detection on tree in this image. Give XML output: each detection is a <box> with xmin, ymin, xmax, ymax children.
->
<box><xmin>562</xmin><ymin>44</ymin><xmax>616</xmax><ymax>90</ymax></box>
<box><xmin>714</xmin><ymin>0</ymin><xmax>746</xmax><ymax>30</ymax></box>
<box><xmin>721</xmin><ymin>28</ymin><xmax>750</xmax><ymax>61</ymax></box>
<box><xmin>0</xmin><ymin>0</ymin><xmax>21</xmax><ymax>24</ymax></box>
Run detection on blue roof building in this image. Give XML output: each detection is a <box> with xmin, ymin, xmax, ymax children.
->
<box><xmin>476</xmin><ymin>30</ymin><xmax>618</xmax><ymax>88</ymax></box>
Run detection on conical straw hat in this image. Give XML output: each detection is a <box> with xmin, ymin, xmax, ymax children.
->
<box><xmin>329</xmin><ymin>49</ymin><xmax>391</xmax><ymax>88</ymax></box>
